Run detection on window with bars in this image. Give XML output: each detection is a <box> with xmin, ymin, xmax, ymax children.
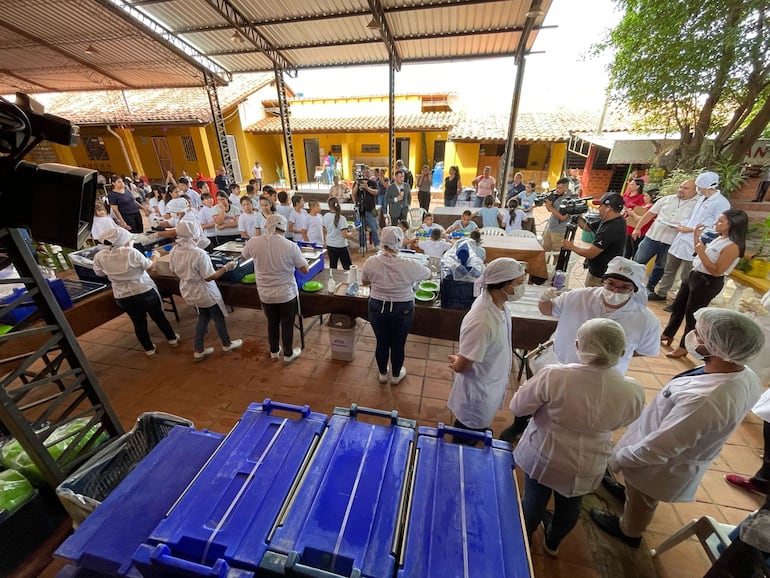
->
<box><xmin>330</xmin><ymin>144</ymin><xmax>342</xmax><ymax>155</ymax></box>
<box><xmin>361</xmin><ymin>144</ymin><xmax>380</xmax><ymax>154</ymax></box>
<box><xmin>181</xmin><ymin>135</ymin><xmax>197</xmax><ymax>162</ymax></box>
<box><xmin>83</xmin><ymin>136</ymin><xmax>109</xmax><ymax>161</ymax></box>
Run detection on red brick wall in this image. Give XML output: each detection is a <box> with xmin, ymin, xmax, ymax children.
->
<box><xmin>584</xmin><ymin>170</ymin><xmax>612</xmax><ymax>197</ymax></box>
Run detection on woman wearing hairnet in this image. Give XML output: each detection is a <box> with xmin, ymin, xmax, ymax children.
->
<box><xmin>93</xmin><ymin>227</ymin><xmax>179</xmax><ymax>357</ymax></box>
<box><xmin>592</xmin><ymin>308</ymin><xmax>765</xmax><ymax>548</ymax></box>
<box><xmin>510</xmin><ymin>319</ymin><xmax>645</xmax><ymax>556</ymax></box>
<box><xmin>169</xmin><ymin>220</ymin><xmax>242</xmax><ymax>361</ymax></box>
<box><xmin>362</xmin><ymin>226</ymin><xmax>431</xmax><ymax>385</ymax></box>
<box><xmin>446</xmin><ymin>258</ymin><xmax>527</xmax><ymax>443</ymax></box>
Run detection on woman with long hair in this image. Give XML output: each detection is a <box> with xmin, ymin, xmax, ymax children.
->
<box><xmin>323</xmin><ymin>196</ymin><xmax>354</xmax><ymax>270</ymax></box>
<box><xmin>662</xmin><ymin>209</ymin><xmax>748</xmax><ymax>358</ymax></box>
<box><xmin>417</xmin><ymin>164</ymin><xmax>432</xmax><ymax>212</ymax></box>
<box><xmin>444</xmin><ymin>165</ymin><xmax>461</xmax><ymax>207</ymax></box>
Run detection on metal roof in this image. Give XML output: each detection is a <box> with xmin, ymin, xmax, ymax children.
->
<box><xmin>0</xmin><ymin>0</ymin><xmax>551</xmax><ymax>93</ymax></box>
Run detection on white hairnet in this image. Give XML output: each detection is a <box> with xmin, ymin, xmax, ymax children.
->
<box><xmin>576</xmin><ymin>318</ymin><xmax>626</xmax><ymax>367</ymax></box>
<box><xmin>176</xmin><ymin>219</ymin><xmax>202</xmax><ymax>239</ymax></box>
<box><xmin>694</xmin><ymin>307</ymin><xmax>765</xmax><ymax>364</ymax></box>
<box><xmin>166</xmin><ymin>198</ymin><xmax>188</xmax><ymax>214</ymax></box>
<box><xmin>99</xmin><ymin>227</ymin><xmax>131</xmax><ymax>247</ymax></box>
<box><xmin>381</xmin><ymin>226</ymin><xmax>403</xmax><ymax>252</ymax></box>
<box><xmin>473</xmin><ymin>257</ymin><xmax>525</xmax><ymax>296</ymax></box>
<box><xmin>265</xmin><ymin>214</ymin><xmax>287</xmax><ymax>235</ymax></box>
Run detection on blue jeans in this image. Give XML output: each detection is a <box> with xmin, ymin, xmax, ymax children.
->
<box><xmin>444</xmin><ymin>195</ymin><xmax>457</xmax><ymax>207</ymax></box>
<box><xmin>364</xmin><ymin>210</ymin><xmax>380</xmax><ymax>246</ymax></box>
<box><xmin>376</xmin><ymin>193</ymin><xmax>385</xmax><ymax>209</ymax></box>
<box><xmin>522</xmin><ymin>474</ymin><xmax>583</xmax><ymax>549</ymax></box>
<box><xmin>195</xmin><ymin>304</ymin><xmax>230</xmax><ymax>351</ymax></box>
<box><xmin>473</xmin><ymin>195</ymin><xmax>485</xmax><ymax>208</ymax></box>
<box><xmin>634</xmin><ymin>237</ymin><xmax>670</xmax><ymax>291</ymax></box>
<box><xmin>368</xmin><ymin>299</ymin><xmax>414</xmax><ymax>375</ymax></box>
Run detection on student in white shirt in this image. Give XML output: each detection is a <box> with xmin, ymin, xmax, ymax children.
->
<box><xmin>503</xmin><ymin>198</ymin><xmax>526</xmax><ymax>232</ymax></box>
<box><xmin>305</xmin><ymin>200</ymin><xmax>324</xmax><ymax>245</ymax></box>
<box><xmin>91</xmin><ymin>201</ymin><xmax>118</xmax><ymax>240</ymax></box>
<box><xmin>197</xmin><ymin>192</ymin><xmax>218</xmax><ymax>244</ymax></box>
<box><xmin>323</xmin><ymin>197</ymin><xmax>353</xmax><ymax>270</ymax></box>
<box><xmin>288</xmin><ymin>193</ymin><xmax>308</xmax><ymax>242</ymax></box>
<box><xmin>275</xmin><ymin>191</ymin><xmax>294</xmax><ymax>239</ymax></box>
<box><xmin>238</xmin><ymin>196</ymin><xmax>259</xmax><ymax>239</ymax></box>
<box><xmin>253</xmin><ymin>196</ymin><xmax>275</xmax><ymax>236</ymax></box>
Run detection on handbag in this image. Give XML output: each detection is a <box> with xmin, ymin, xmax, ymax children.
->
<box><xmin>526</xmin><ymin>340</ymin><xmax>557</xmax><ymax>375</ymax></box>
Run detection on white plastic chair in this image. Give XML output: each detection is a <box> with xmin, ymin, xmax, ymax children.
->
<box><xmin>650</xmin><ymin>516</ymin><xmax>735</xmax><ymax>563</ymax></box>
<box><xmin>506</xmin><ymin>229</ymin><xmax>537</xmax><ymax>238</ymax></box>
<box><xmin>545</xmin><ymin>250</ymin><xmax>580</xmax><ymax>289</ymax></box>
<box><xmin>408</xmin><ymin>207</ymin><xmax>425</xmax><ymax>230</ymax></box>
<box><xmin>480</xmin><ymin>227</ymin><xmax>505</xmax><ymax>237</ymax></box>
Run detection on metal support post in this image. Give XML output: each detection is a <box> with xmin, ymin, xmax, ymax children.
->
<box><xmin>501</xmin><ymin>56</ymin><xmax>527</xmax><ymax>203</ymax></box>
<box><xmin>275</xmin><ymin>65</ymin><xmax>297</xmax><ymax>190</ymax></box>
<box><xmin>204</xmin><ymin>71</ymin><xmax>235</xmax><ymax>184</ymax></box>
<box><xmin>388</xmin><ymin>54</ymin><xmax>396</xmax><ymax>178</ymax></box>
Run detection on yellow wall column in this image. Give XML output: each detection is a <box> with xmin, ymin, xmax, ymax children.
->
<box><xmin>52</xmin><ymin>143</ymin><xmax>78</xmax><ymax>166</ymax></box>
<box><xmin>547</xmin><ymin>143</ymin><xmax>567</xmax><ymax>188</ymax></box>
<box><xmin>114</xmin><ymin>128</ymin><xmax>145</xmax><ymax>177</ymax></box>
<box><xmin>190</xmin><ymin>126</ymin><xmax>217</xmax><ymax>178</ymax></box>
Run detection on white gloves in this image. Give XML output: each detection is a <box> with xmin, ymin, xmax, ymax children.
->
<box><xmin>224</xmin><ymin>260</ymin><xmax>238</xmax><ymax>272</ymax></box>
<box><xmin>540</xmin><ymin>287</ymin><xmax>559</xmax><ymax>302</ymax></box>
<box><xmin>151</xmin><ymin>250</ymin><xmax>161</xmax><ymax>259</ymax></box>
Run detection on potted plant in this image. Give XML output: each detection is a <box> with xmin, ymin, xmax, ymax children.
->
<box><xmin>737</xmin><ymin>214</ymin><xmax>770</xmax><ymax>278</ymax></box>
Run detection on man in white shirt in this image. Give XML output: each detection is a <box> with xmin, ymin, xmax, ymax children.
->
<box><xmin>653</xmin><ymin>171</ymin><xmax>731</xmax><ymax>304</ymax></box>
<box><xmin>633</xmin><ymin>179</ymin><xmax>698</xmax><ymax>299</ymax></box>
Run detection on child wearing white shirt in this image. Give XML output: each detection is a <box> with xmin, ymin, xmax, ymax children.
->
<box><xmin>305</xmin><ymin>200</ymin><xmax>324</xmax><ymax>246</ymax></box>
<box><xmin>288</xmin><ymin>194</ymin><xmax>308</xmax><ymax>242</ymax></box>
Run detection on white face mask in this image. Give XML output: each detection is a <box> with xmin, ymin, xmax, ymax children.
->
<box><xmin>601</xmin><ymin>288</ymin><xmax>631</xmax><ymax>307</ymax></box>
<box><xmin>684</xmin><ymin>331</ymin><xmax>707</xmax><ymax>360</ymax></box>
<box><xmin>505</xmin><ymin>284</ymin><xmax>526</xmax><ymax>302</ymax></box>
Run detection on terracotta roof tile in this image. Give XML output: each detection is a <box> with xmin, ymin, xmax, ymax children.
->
<box><xmin>31</xmin><ymin>73</ymin><xmax>273</xmax><ymax>125</ymax></box>
<box><xmin>246</xmin><ymin>111</ymin><xmax>458</xmax><ymax>133</ymax></box>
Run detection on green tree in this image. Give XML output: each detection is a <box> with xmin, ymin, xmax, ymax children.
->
<box><xmin>598</xmin><ymin>0</ymin><xmax>770</xmax><ymax>170</ymax></box>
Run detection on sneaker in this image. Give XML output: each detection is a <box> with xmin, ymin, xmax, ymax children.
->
<box><xmin>284</xmin><ymin>347</ymin><xmax>302</xmax><ymax>365</ymax></box>
<box><xmin>222</xmin><ymin>339</ymin><xmax>243</xmax><ymax>352</ymax></box>
<box><xmin>662</xmin><ymin>304</ymin><xmax>674</xmax><ymax>313</ymax></box>
<box><xmin>270</xmin><ymin>348</ymin><xmax>282</xmax><ymax>361</ymax></box>
<box><xmin>390</xmin><ymin>367</ymin><xmax>407</xmax><ymax>385</ymax></box>
<box><xmin>725</xmin><ymin>473</ymin><xmax>768</xmax><ymax>496</ymax></box>
<box><xmin>193</xmin><ymin>347</ymin><xmax>214</xmax><ymax>361</ymax></box>
<box><xmin>167</xmin><ymin>333</ymin><xmax>181</xmax><ymax>347</ymax></box>
<box><xmin>378</xmin><ymin>370</ymin><xmax>390</xmax><ymax>384</ymax></box>
<box><xmin>590</xmin><ymin>509</ymin><xmax>641</xmax><ymax>548</ymax></box>
<box><xmin>647</xmin><ymin>292</ymin><xmax>665</xmax><ymax>302</ymax></box>
<box><xmin>541</xmin><ymin>510</ymin><xmax>559</xmax><ymax>557</ymax></box>
<box><xmin>145</xmin><ymin>345</ymin><xmax>157</xmax><ymax>357</ymax></box>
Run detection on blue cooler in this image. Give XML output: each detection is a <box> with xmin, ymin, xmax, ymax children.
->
<box><xmin>55</xmin><ymin>426</ymin><xmax>225</xmax><ymax>577</ymax></box>
<box><xmin>397</xmin><ymin>424</ymin><xmax>532</xmax><ymax>578</ymax></box>
<box><xmin>209</xmin><ymin>255</ymin><xmax>254</xmax><ymax>283</ymax></box>
<box><xmin>133</xmin><ymin>400</ymin><xmax>328</xmax><ymax>577</ymax></box>
<box><xmin>260</xmin><ymin>405</ymin><xmax>416</xmax><ymax>578</ymax></box>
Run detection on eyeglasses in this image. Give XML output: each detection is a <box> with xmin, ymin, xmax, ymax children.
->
<box><xmin>602</xmin><ymin>279</ymin><xmax>635</xmax><ymax>294</ymax></box>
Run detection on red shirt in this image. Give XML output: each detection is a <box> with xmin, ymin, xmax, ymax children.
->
<box><xmin>623</xmin><ymin>192</ymin><xmax>646</xmax><ymax>234</ymax></box>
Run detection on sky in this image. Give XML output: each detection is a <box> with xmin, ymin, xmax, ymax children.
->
<box><xmin>288</xmin><ymin>0</ymin><xmax>623</xmax><ymax>114</ymax></box>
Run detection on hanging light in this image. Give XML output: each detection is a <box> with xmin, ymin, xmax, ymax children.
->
<box><xmin>366</xmin><ymin>18</ymin><xmax>379</xmax><ymax>30</ymax></box>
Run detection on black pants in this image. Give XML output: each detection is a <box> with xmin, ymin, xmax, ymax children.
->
<box><xmin>115</xmin><ymin>289</ymin><xmax>176</xmax><ymax>351</ymax></box>
<box><xmin>752</xmin><ymin>420</ymin><xmax>770</xmax><ymax>492</ymax></box>
<box><xmin>451</xmin><ymin>418</ymin><xmax>489</xmax><ymax>446</ymax></box>
<box><xmin>327</xmin><ymin>245</ymin><xmax>352</xmax><ymax>270</ymax></box>
<box><xmin>663</xmin><ymin>270</ymin><xmax>725</xmax><ymax>348</ymax></box>
<box><xmin>754</xmin><ymin>180</ymin><xmax>769</xmax><ymax>202</ymax></box>
<box><xmin>124</xmin><ymin>212</ymin><xmax>143</xmax><ymax>234</ymax></box>
<box><xmin>263</xmin><ymin>298</ymin><xmax>297</xmax><ymax>355</ymax></box>
<box><xmin>418</xmin><ymin>190</ymin><xmax>431</xmax><ymax>212</ymax></box>
<box><xmin>216</xmin><ymin>234</ymin><xmax>239</xmax><ymax>245</ymax></box>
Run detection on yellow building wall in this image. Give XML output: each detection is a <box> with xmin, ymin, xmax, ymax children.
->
<box><xmin>444</xmin><ymin>142</ymin><xmax>481</xmax><ymax>189</ymax></box>
<box><xmin>241</xmin><ymin>132</ymin><xmax>284</xmax><ymax>186</ymax></box>
<box><xmin>548</xmin><ymin>142</ymin><xmax>567</xmax><ymax>188</ymax></box>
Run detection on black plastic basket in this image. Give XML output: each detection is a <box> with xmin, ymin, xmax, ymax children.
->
<box><xmin>440</xmin><ymin>276</ymin><xmax>475</xmax><ymax>309</ymax></box>
<box><xmin>57</xmin><ymin>412</ymin><xmax>193</xmax><ymax>525</ymax></box>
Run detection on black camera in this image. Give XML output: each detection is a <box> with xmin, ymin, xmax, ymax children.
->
<box><xmin>559</xmin><ymin>197</ymin><xmax>592</xmax><ymax>216</ymax></box>
<box><xmin>534</xmin><ymin>191</ymin><xmax>559</xmax><ymax>206</ymax></box>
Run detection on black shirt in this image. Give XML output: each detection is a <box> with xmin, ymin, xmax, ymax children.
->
<box><xmin>108</xmin><ymin>189</ymin><xmax>139</xmax><ymax>216</ymax></box>
<box><xmin>587</xmin><ymin>216</ymin><xmax>626</xmax><ymax>277</ymax></box>
<box><xmin>362</xmin><ymin>177</ymin><xmax>377</xmax><ymax>211</ymax></box>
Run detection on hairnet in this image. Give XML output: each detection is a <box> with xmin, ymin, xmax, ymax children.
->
<box><xmin>176</xmin><ymin>219</ymin><xmax>202</xmax><ymax>240</ymax></box>
<box><xmin>166</xmin><ymin>198</ymin><xmax>188</xmax><ymax>214</ymax></box>
<box><xmin>603</xmin><ymin>256</ymin><xmax>648</xmax><ymax>307</ymax></box>
<box><xmin>381</xmin><ymin>226</ymin><xmax>403</xmax><ymax>252</ymax></box>
<box><xmin>265</xmin><ymin>214</ymin><xmax>287</xmax><ymax>235</ymax></box>
<box><xmin>99</xmin><ymin>227</ymin><xmax>131</xmax><ymax>247</ymax></box>
<box><xmin>576</xmin><ymin>318</ymin><xmax>626</xmax><ymax>367</ymax></box>
<box><xmin>473</xmin><ymin>257</ymin><xmax>526</xmax><ymax>296</ymax></box>
<box><xmin>694</xmin><ymin>308</ymin><xmax>765</xmax><ymax>364</ymax></box>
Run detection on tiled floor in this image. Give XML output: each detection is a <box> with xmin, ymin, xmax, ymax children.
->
<box><xmin>28</xmin><ymin>245</ymin><xmax>768</xmax><ymax>578</ymax></box>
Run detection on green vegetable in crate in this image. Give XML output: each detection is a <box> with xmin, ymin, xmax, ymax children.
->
<box><xmin>0</xmin><ymin>469</ymin><xmax>34</xmax><ymax>516</ymax></box>
<box><xmin>0</xmin><ymin>419</ymin><xmax>107</xmax><ymax>485</ymax></box>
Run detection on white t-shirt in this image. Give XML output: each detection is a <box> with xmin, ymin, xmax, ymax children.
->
<box><xmin>197</xmin><ymin>206</ymin><xmax>217</xmax><ymax>238</ymax></box>
<box><xmin>362</xmin><ymin>253</ymin><xmax>431</xmax><ymax>302</ymax></box>
<box><xmin>306</xmin><ymin>214</ymin><xmax>324</xmax><ymax>246</ymax></box>
<box><xmin>228</xmin><ymin>193</ymin><xmax>241</xmax><ymax>207</ymax></box>
<box><xmin>242</xmin><ymin>234</ymin><xmax>308</xmax><ymax>304</ymax></box>
<box><xmin>418</xmin><ymin>239</ymin><xmax>452</xmax><ymax>258</ymax></box>
<box><xmin>289</xmin><ymin>208</ymin><xmax>308</xmax><ymax>240</ymax></box>
<box><xmin>668</xmin><ymin>192</ymin><xmax>731</xmax><ymax>260</ymax></box>
<box><xmin>91</xmin><ymin>215</ymin><xmax>118</xmax><ymax>240</ymax></box>
<box><xmin>503</xmin><ymin>209</ymin><xmax>526</xmax><ymax>232</ymax></box>
<box><xmin>252</xmin><ymin>165</ymin><xmax>263</xmax><ymax>180</ymax></box>
<box><xmin>276</xmin><ymin>204</ymin><xmax>294</xmax><ymax>238</ymax></box>
<box><xmin>447</xmin><ymin>291</ymin><xmax>512</xmax><ymax>429</ymax></box>
<box><xmin>644</xmin><ymin>194</ymin><xmax>698</xmax><ymax>245</ymax></box>
<box><xmin>693</xmin><ymin>236</ymin><xmax>739</xmax><ymax>276</ymax></box>
<box><xmin>93</xmin><ymin>246</ymin><xmax>157</xmax><ymax>299</ymax></box>
<box><xmin>169</xmin><ymin>243</ymin><xmax>223</xmax><ymax>310</ymax></box>
<box><xmin>323</xmin><ymin>212</ymin><xmax>350</xmax><ymax>248</ymax></box>
<box><xmin>212</xmin><ymin>204</ymin><xmax>241</xmax><ymax>237</ymax></box>
<box><xmin>238</xmin><ymin>212</ymin><xmax>260</xmax><ymax>238</ymax></box>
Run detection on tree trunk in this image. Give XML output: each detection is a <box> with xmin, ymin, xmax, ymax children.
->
<box><xmin>724</xmin><ymin>96</ymin><xmax>770</xmax><ymax>165</ymax></box>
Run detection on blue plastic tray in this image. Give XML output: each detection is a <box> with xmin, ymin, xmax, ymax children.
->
<box><xmin>134</xmin><ymin>400</ymin><xmax>328</xmax><ymax>577</ymax></box>
<box><xmin>295</xmin><ymin>242</ymin><xmax>325</xmax><ymax>287</ymax></box>
<box><xmin>396</xmin><ymin>424</ymin><xmax>532</xmax><ymax>578</ymax></box>
<box><xmin>261</xmin><ymin>405</ymin><xmax>416</xmax><ymax>578</ymax></box>
<box><xmin>55</xmin><ymin>426</ymin><xmax>225</xmax><ymax>577</ymax></box>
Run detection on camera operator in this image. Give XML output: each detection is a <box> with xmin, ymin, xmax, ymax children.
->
<box><xmin>541</xmin><ymin>178</ymin><xmax>574</xmax><ymax>251</ymax></box>
<box><xmin>351</xmin><ymin>165</ymin><xmax>380</xmax><ymax>249</ymax></box>
<box><xmin>562</xmin><ymin>192</ymin><xmax>627</xmax><ymax>286</ymax></box>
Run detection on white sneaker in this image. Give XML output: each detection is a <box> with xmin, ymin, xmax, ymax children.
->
<box><xmin>378</xmin><ymin>369</ymin><xmax>390</xmax><ymax>383</ymax></box>
<box><xmin>390</xmin><ymin>367</ymin><xmax>407</xmax><ymax>385</ymax></box>
<box><xmin>145</xmin><ymin>345</ymin><xmax>157</xmax><ymax>357</ymax></box>
<box><xmin>270</xmin><ymin>348</ymin><xmax>282</xmax><ymax>361</ymax></box>
<box><xmin>222</xmin><ymin>338</ymin><xmax>243</xmax><ymax>352</ymax></box>
<box><xmin>284</xmin><ymin>347</ymin><xmax>302</xmax><ymax>365</ymax></box>
<box><xmin>167</xmin><ymin>333</ymin><xmax>180</xmax><ymax>347</ymax></box>
<box><xmin>193</xmin><ymin>347</ymin><xmax>214</xmax><ymax>361</ymax></box>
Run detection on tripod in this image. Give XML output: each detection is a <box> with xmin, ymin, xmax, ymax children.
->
<box><xmin>554</xmin><ymin>214</ymin><xmax>581</xmax><ymax>275</ymax></box>
<box><xmin>357</xmin><ymin>201</ymin><xmax>369</xmax><ymax>256</ymax></box>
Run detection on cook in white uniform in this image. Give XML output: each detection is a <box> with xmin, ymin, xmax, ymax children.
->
<box><xmin>446</xmin><ymin>258</ymin><xmax>526</xmax><ymax>444</ymax></box>
<box><xmin>93</xmin><ymin>228</ymin><xmax>178</xmax><ymax>357</ymax></box>
<box><xmin>169</xmin><ymin>220</ymin><xmax>242</xmax><ymax>362</ymax></box>
<box><xmin>242</xmin><ymin>214</ymin><xmax>308</xmax><ymax>365</ymax></box>
<box><xmin>511</xmin><ymin>318</ymin><xmax>645</xmax><ymax>556</ymax></box>
<box><xmin>591</xmin><ymin>307</ymin><xmax>766</xmax><ymax>547</ymax></box>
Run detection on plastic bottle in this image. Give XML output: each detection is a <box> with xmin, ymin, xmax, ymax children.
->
<box><xmin>553</xmin><ymin>270</ymin><xmax>565</xmax><ymax>290</ymax></box>
<box><xmin>326</xmin><ymin>269</ymin><xmax>337</xmax><ymax>295</ymax></box>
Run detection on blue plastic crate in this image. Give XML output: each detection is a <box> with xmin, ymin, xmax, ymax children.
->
<box><xmin>439</xmin><ymin>276</ymin><xmax>475</xmax><ymax>309</ymax></box>
<box><xmin>396</xmin><ymin>424</ymin><xmax>532</xmax><ymax>578</ymax></box>
<box><xmin>260</xmin><ymin>405</ymin><xmax>416</xmax><ymax>578</ymax></box>
<box><xmin>295</xmin><ymin>243</ymin><xmax>325</xmax><ymax>287</ymax></box>
<box><xmin>55</xmin><ymin>426</ymin><xmax>224</xmax><ymax>577</ymax></box>
<box><xmin>0</xmin><ymin>278</ymin><xmax>73</xmax><ymax>325</ymax></box>
<box><xmin>133</xmin><ymin>400</ymin><xmax>328</xmax><ymax>577</ymax></box>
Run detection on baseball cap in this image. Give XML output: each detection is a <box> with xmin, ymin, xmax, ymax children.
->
<box><xmin>695</xmin><ymin>171</ymin><xmax>719</xmax><ymax>190</ymax></box>
<box><xmin>602</xmin><ymin>257</ymin><xmax>645</xmax><ymax>292</ymax></box>
<box><xmin>592</xmin><ymin>192</ymin><xmax>624</xmax><ymax>210</ymax></box>
<box><xmin>267</xmin><ymin>213</ymin><xmax>287</xmax><ymax>232</ymax></box>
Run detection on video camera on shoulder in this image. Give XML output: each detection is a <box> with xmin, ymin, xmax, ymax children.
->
<box><xmin>534</xmin><ymin>190</ymin><xmax>559</xmax><ymax>207</ymax></box>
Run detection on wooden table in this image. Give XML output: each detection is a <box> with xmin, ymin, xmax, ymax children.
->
<box><xmin>431</xmin><ymin>207</ymin><xmax>482</xmax><ymax>229</ymax></box>
<box><xmin>480</xmin><ymin>235</ymin><xmax>548</xmax><ymax>280</ymax></box>
<box><xmin>729</xmin><ymin>270</ymin><xmax>770</xmax><ymax>295</ymax></box>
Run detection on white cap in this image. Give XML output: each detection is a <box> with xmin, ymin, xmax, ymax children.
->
<box><xmin>695</xmin><ymin>171</ymin><xmax>720</xmax><ymax>190</ymax></box>
<box><xmin>176</xmin><ymin>220</ymin><xmax>202</xmax><ymax>239</ymax></box>
<box><xmin>473</xmin><ymin>257</ymin><xmax>526</xmax><ymax>296</ymax></box>
<box><xmin>603</xmin><ymin>256</ymin><xmax>646</xmax><ymax>292</ymax></box>
<box><xmin>166</xmin><ymin>198</ymin><xmax>188</xmax><ymax>214</ymax></box>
